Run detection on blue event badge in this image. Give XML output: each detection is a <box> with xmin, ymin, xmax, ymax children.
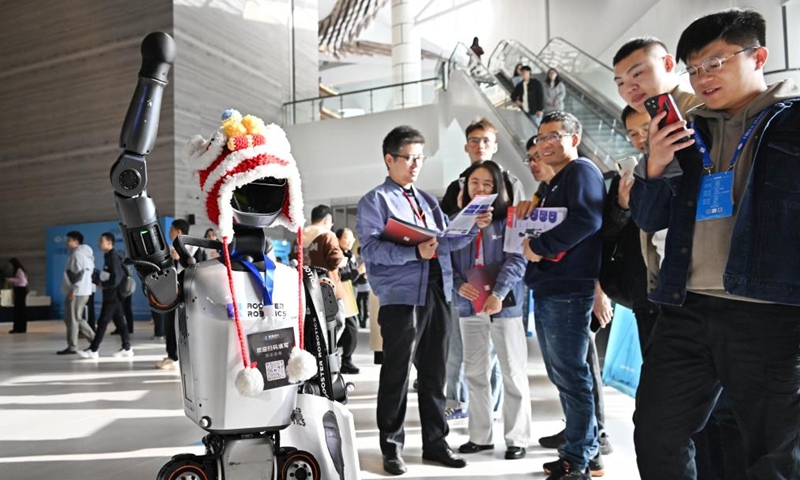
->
<box><xmin>696</xmin><ymin>171</ymin><xmax>734</xmax><ymax>221</ymax></box>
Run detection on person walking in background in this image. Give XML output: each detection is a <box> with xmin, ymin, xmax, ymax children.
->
<box><xmin>511</xmin><ymin>66</ymin><xmax>545</xmax><ymax>126</ymax></box>
<box><xmin>543</xmin><ymin>68</ymin><xmax>566</xmax><ymax>113</ymax></box>
<box><xmin>77</xmin><ymin>233</ymin><xmax>133</xmax><ymax>358</ymax></box>
<box><xmin>58</xmin><ymin>231</ymin><xmax>95</xmax><ymax>354</ymax></box>
<box><xmin>336</xmin><ymin>227</ymin><xmax>361</xmax><ymax>374</ymax></box>
<box><xmin>451</xmin><ymin>160</ymin><xmax>530</xmax><ymax>461</ymax></box>
<box><xmin>6</xmin><ymin>258</ymin><xmax>29</xmax><ymax>334</ymax></box>
<box><xmin>353</xmin><ymin>246</ymin><xmax>370</xmax><ymax>329</ymax></box>
<box><xmin>111</xmin><ymin>249</ymin><xmax>135</xmax><ymax>335</ymax></box>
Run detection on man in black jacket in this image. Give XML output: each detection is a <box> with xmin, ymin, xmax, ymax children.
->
<box><xmin>511</xmin><ymin>66</ymin><xmax>544</xmax><ymax>125</ymax></box>
<box><xmin>78</xmin><ymin>232</ymin><xmax>133</xmax><ymax>359</ymax></box>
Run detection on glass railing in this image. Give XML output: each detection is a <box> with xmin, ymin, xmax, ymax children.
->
<box><xmin>282</xmin><ymin>75</ymin><xmax>443</xmax><ymax>125</ymax></box>
<box><xmin>536</xmin><ymin>37</ymin><xmax>627</xmax><ymax>111</ymax></box>
<box><xmin>487</xmin><ymin>39</ymin><xmax>638</xmax><ymax>169</ymax></box>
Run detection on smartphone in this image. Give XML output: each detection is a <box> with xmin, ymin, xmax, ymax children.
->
<box><xmin>616</xmin><ymin>155</ymin><xmax>638</xmax><ymax>184</ymax></box>
<box><xmin>644</xmin><ymin>93</ymin><xmax>691</xmax><ymax>144</ymax></box>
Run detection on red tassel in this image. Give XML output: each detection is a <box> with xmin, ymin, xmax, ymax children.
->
<box><xmin>297</xmin><ymin>227</ymin><xmax>304</xmax><ymax>350</ymax></box>
<box><xmin>221</xmin><ymin>237</ymin><xmax>249</xmax><ymax>369</ymax></box>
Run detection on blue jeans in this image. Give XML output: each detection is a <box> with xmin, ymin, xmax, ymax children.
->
<box><xmin>535</xmin><ymin>292</ymin><xmax>598</xmax><ymax>469</ymax></box>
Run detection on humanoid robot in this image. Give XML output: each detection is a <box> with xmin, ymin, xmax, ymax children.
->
<box><xmin>109</xmin><ymin>31</ymin><xmax>359</xmax><ymax>480</ymax></box>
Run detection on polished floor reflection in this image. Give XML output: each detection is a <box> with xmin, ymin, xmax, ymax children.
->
<box><xmin>0</xmin><ymin>321</ymin><xmax>640</xmax><ymax>479</ymax></box>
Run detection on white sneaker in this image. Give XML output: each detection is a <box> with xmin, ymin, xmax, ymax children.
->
<box><xmin>112</xmin><ymin>348</ymin><xmax>134</xmax><ymax>358</ymax></box>
<box><xmin>155</xmin><ymin>357</ymin><xmax>177</xmax><ymax>370</ymax></box>
<box><xmin>76</xmin><ymin>349</ymin><xmax>99</xmax><ymax>359</ymax></box>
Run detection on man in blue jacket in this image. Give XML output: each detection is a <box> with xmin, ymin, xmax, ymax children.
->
<box><xmin>630</xmin><ymin>9</ymin><xmax>800</xmax><ymax>479</ymax></box>
<box><xmin>356</xmin><ymin>125</ymin><xmax>490</xmax><ymax>475</ymax></box>
<box><xmin>521</xmin><ymin>111</ymin><xmax>605</xmax><ymax>480</ymax></box>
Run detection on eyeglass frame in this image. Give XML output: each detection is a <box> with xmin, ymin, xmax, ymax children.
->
<box><xmin>682</xmin><ymin>46</ymin><xmax>759</xmax><ymax>77</ymax></box>
<box><xmin>531</xmin><ymin>131</ymin><xmax>573</xmax><ymax>146</ymax></box>
<box><xmin>466</xmin><ymin>136</ymin><xmax>496</xmax><ymax>146</ymax></box>
<box><xmin>392</xmin><ymin>153</ymin><xmax>427</xmax><ymax>164</ymax></box>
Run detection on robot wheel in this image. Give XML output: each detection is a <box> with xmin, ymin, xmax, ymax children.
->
<box><xmin>156</xmin><ymin>454</ymin><xmax>217</xmax><ymax>480</ymax></box>
<box><xmin>280</xmin><ymin>450</ymin><xmax>320</xmax><ymax>480</ymax></box>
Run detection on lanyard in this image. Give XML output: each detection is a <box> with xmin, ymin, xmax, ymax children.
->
<box><xmin>475</xmin><ymin>230</ymin><xmax>484</xmax><ymax>267</ymax></box>
<box><xmin>231</xmin><ymin>249</ymin><xmax>276</xmax><ymax>307</ymax></box>
<box><xmin>402</xmin><ymin>189</ymin><xmax>428</xmax><ymax>227</ymax></box>
<box><xmin>691</xmin><ymin>108</ymin><xmax>770</xmax><ymax>173</ymax></box>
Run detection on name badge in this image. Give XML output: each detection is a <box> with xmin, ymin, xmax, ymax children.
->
<box><xmin>696</xmin><ymin>171</ymin><xmax>734</xmax><ymax>221</ymax></box>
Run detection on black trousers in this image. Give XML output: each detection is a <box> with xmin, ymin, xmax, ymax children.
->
<box><xmin>357</xmin><ymin>291</ymin><xmax>370</xmax><ymax>327</ymax></box>
<box><xmin>633</xmin><ymin>303</ymin><xmax>659</xmax><ymax>354</ymax></box>
<box><xmin>337</xmin><ymin>315</ymin><xmax>359</xmax><ymax>363</ymax></box>
<box><xmin>90</xmin><ymin>300</ymin><xmax>130</xmax><ymax>351</ymax></box>
<box><xmin>122</xmin><ymin>295</ymin><xmax>134</xmax><ymax>333</ymax></box>
<box><xmin>87</xmin><ymin>293</ymin><xmax>96</xmax><ymax>331</ymax></box>
<box><xmin>587</xmin><ymin>332</ymin><xmax>605</xmax><ymax>433</ymax></box>
<box><xmin>12</xmin><ymin>286</ymin><xmax>27</xmax><ymax>333</ymax></box>
<box><xmin>377</xmin><ymin>276</ymin><xmax>450</xmax><ymax>456</ymax></box>
<box><xmin>634</xmin><ymin>292</ymin><xmax>800</xmax><ymax>480</ymax></box>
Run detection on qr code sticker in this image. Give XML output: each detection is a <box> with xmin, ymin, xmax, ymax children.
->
<box><xmin>265</xmin><ymin>360</ymin><xmax>286</xmax><ymax>382</ymax></box>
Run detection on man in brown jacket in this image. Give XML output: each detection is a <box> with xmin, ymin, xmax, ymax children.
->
<box><xmin>303</xmin><ymin>204</ymin><xmax>346</xmax><ymax>342</ymax></box>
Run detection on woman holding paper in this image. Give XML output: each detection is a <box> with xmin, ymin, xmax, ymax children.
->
<box><xmin>450</xmin><ymin>161</ymin><xmax>530</xmax><ymax>460</ymax></box>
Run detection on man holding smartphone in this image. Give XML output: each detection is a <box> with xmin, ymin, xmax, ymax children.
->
<box><xmin>630</xmin><ymin>9</ymin><xmax>800</xmax><ymax>479</ymax></box>
<box><xmin>613</xmin><ymin>38</ymin><xmax>745</xmax><ymax>480</ymax></box>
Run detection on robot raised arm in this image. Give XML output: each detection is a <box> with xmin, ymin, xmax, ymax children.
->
<box><xmin>110</xmin><ymin>32</ymin><xmax>179</xmax><ymax>312</ymax></box>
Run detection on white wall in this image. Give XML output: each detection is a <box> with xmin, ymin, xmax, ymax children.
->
<box><xmin>285</xmin><ymin>69</ymin><xmax>537</xmax><ymax>218</ymax></box>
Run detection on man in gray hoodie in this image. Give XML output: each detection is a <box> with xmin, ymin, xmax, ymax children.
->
<box><xmin>58</xmin><ymin>231</ymin><xmax>95</xmax><ymax>354</ymax></box>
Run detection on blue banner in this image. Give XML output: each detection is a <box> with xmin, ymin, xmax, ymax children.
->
<box><xmin>46</xmin><ymin>218</ymin><xmax>173</xmax><ymax>320</ymax></box>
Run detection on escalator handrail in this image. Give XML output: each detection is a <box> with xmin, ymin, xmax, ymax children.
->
<box><xmin>539</xmin><ymin>37</ymin><xmax>615</xmax><ymax>75</ymax></box>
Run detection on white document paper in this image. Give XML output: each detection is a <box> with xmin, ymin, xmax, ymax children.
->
<box><xmin>444</xmin><ymin>194</ymin><xmax>498</xmax><ymax>237</ymax></box>
<box><xmin>503</xmin><ymin>206</ymin><xmax>568</xmax><ymax>254</ymax></box>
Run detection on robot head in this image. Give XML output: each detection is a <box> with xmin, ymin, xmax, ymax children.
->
<box><xmin>182</xmin><ymin>110</ymin><xmax>305</xmax><ymax>240</ymax></box>
<box><xmin>231</xmin><ymin>176</ymin><xmax>287</xmax><ymax>229</ymax></box>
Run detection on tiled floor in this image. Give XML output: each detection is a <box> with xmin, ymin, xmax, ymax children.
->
<box><xmin>0</xmin><ymin>321</ymin><xmax>641</xmax><ymax>480</ymax></box>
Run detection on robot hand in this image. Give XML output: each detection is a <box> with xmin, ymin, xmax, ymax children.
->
<box><xmin>111</xmin><ymin>32</ymin><xmax>180</xmax><ymax>312</ymax></box>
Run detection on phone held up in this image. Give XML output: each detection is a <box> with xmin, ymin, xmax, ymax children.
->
<box><xmin>644</xmin><ymin>93</ymin><xmax>691</xmax><ymax>142</ymax></box>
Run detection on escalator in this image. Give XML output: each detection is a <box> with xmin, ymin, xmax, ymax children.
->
<box><xmin>453</xmin><ymin>38</ymin><xmax>639</xmax><ymax>173</ymax></box>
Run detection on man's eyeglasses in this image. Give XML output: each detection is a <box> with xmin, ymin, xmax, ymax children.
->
<box><xmin>467</xmin><ymin>136</ymin><xmax>495</xmax><ymax>146</ymax></box>
<box><xmin>393</xmin><ymin>153</ymin><xmax>427</xmax><ymax>164</ymax></box>
<box><xmin>531</xmin><ymin>132</ymin><xmax>572</xmax><ymax>145</ymax></box>
<box><xmin>683</xmin><ymin>46</ymin><xmax>758</xmax><ymax>77</ymax></box>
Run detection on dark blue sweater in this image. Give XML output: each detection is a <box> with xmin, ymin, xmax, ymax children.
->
<box><xmin>525</xmin><ymin>158</ymin><xmax>605</xmax><ymax>298</ymax></box>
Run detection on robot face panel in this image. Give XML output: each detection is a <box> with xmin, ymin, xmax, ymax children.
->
<box><xmin>231</xmin><ymin>177</ymin><xmax>287</xmax><ymax>228</ymax></box>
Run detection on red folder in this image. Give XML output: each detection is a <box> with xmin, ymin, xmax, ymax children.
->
<box><xmin>465</xmin><ymin>263</ymin><xmax>516</xmax><ymax>312</ymax></box>
<box><xmin>382</xmin><ymin>216</ymin><xmax>438</xmax><ymax>246</ymax></box>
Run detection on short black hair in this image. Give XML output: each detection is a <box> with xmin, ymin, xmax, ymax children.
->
<box><xmin>311</xmin><ymin>204</ymin><xmax>333</xmax><ymax>224</ymax></box>
<box><xmin>525</xmin><ymin>135</ymin><xmax>537</xmax><ymax>151</ymax></box>
<box><xmin>613</xmin><ymin>37</ymin><xmax>669</xmax><ymax>66</ymax></box>
<box><xmin>382</xmin><ymin>126</ymin><xmax>425</xmax><ymax>157</ymax></box>
<box><xmin>66</xmin><ymin>231</ymin><xmax>84</xmax><ymax>244</ymax></box>
<box><xmin>676</xmin><ymin>9</ymin><xmax>766</xmax><ymax>64</ymax></box>
<box><xmin>465</xmin><ymin>118</ymin><xmax>497</xmax><ymax>139</ymax></box>
<box><xmin>335</xmin><ymin>227</ymin><xmax>352</xmax><ymax>239</ymax></box>
<box><xmin>621</xmin><ymin>105</ymin><xmax>639</xmax><ymax>125</ymax></box>
<box><xmin>520</xmin><ymin>65</ymin><xmax>532</xmax><ymax>73</ymax></box>
<box><xmin>101</xmin><ymin>232</ymin><xmax>116</xmax><ymax>244</ymax></box>
<box><xmin>540</xmin><ymin>111</ymin><xmax>582</xmax><ymax>137</ymax></box>
<box><xmin>171</xmin><ymin>219</ymin><xmax>190</xmax><ymax>235</ymax></box>
<box><xmin>459</xmin><ymin>160</ymin><xmax>511</xmax><ymax>221</ymax></box>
